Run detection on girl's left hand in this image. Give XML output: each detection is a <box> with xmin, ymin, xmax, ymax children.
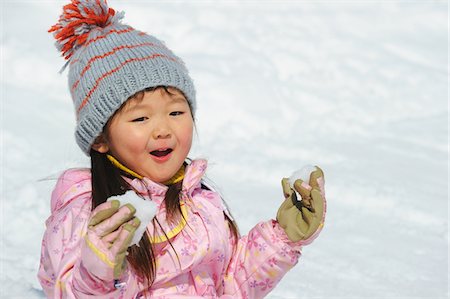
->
<box><xmin>276</xmin><ymin>167</ymin><xmax>326</xmax><ymax>243</ymax></box>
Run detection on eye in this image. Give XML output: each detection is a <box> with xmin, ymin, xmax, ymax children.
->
<box><xmin>170</xmin><ymin>111</ymin><xmax>184</xmax><ymax>116</ymax></box>
<box><xmin>131</xmin><ymin>117</ymin><xmax>148</xmax><ymax>122</ymax></box>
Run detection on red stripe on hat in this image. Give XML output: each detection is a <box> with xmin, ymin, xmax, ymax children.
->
<box><xmin>76</xmin><ymin>54</ymin><xmax>178</xmax><ymax>115</ymax></box>
<box><xmin>70</xmin><ymin>27</ymin><xmax>135</xmax><ymax>65</ymax></box>
<box><xmin>71</xmin><ymin>42</ymin><xmax>162</xmax><ymax>91</ymax></box>
<box><xmin>86</xmin><ymin>27</ymin><xmax>134</xmax><ymax>48</ymax></box>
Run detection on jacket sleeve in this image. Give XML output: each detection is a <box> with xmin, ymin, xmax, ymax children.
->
<box><xmin>37</xmin><ymin>169</ymin><xmax>138</xmax><ymax>298</ymax></box>
<box><xmin>222</xmin><ymin>219</ymin><xmax>305</xmax><ymax>299</ymax></box>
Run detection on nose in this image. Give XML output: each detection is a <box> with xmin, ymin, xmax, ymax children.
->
<box><xmin>152</xmin><ymin>119</ymin><xmax>171</xmax><ymax>140</ymax></box>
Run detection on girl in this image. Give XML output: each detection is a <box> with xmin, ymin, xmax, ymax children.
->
<box><xmin>38</xmin><ymin>1</ymin><xmax>327</xmax><ymax>298</ymax></box>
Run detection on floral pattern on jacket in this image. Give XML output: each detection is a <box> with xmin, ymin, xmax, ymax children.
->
<box><xmin>38</xmin><ymin>159</ymin><xmax>313</xmax><ymax>298</ymax></box>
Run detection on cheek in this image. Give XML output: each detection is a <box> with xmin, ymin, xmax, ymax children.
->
<box><xmin>178</xmin><ymin>123</ymin><xmax>193</xmax><ymax>151</ymax></box>
<box><xmin>109</xmin><ymin>126</ymin><xmax>148</xmax><ymax>154</ymax></box>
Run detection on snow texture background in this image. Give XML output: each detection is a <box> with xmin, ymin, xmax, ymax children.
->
<box><xmin>1</xmin><ymin>0</ymin><xmax>448</xmax><ymax>298</ymax></box>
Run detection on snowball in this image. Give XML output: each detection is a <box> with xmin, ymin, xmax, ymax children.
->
<box><xmin>288</xmin><ymin>164</ymin><xmax>318</xmax><ymax>189</ymax></box>
<box><xmin>107</xmin><ymin>191</ymin><xmax>157</xmax><ymax>246</ymax></box>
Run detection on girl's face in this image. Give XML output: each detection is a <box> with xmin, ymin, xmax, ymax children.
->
<box><xmin>94</xmin><ymin>87</ymin><xmax>194</xmax><ymax>183</ymax></box>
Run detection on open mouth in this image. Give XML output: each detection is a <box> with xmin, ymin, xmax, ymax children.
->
<box><xmin>150</xmin><ymin>148</ymin><xmax>173</xmax><ymax>157</ymax></box>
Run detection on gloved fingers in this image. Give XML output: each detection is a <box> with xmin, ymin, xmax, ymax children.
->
<box><xmin>114</xmin><ymin>251</ymin><xmax>128</xmax><ymax>280</ymax></box>
<box><xmin>276</xmin><ymin>197</ymin><xmax>294</xmax><ymax>221</ymax></box>
<box><xmin>286</xmin><ymin>207</ymin><xmax>314</xmax><ymax>241</ymax></box>
<box><xmin>300</xmin><ymin>206</ymin><xmax>314</xmax><ymax>225</ymax></box>
<box><xmin>303</xmin><ymin>209</ymin><xmax>320</xmax><ymax>239</ymax></box>
<box><xmin>317</xmin><ymin>175</ymin><xmax>326</xmax><ymax>198</ymax></box>
<box><xmin>102</xmin><ymin>229</ymin><xmax>121</xmax><ymax>249</ymax></box>
<box><xmin>288</xmin><ymin>213</ymin><xmax>307</xmax><ymax>241</ymax></box>
<box><xmin>297</xmin><ymin>208</ymin><xmax>311</xmax><ymax>232</ymax></box>
<box><xmin>293</xmin><ymin>179</ymin><xmax>314</xmax><ymax>211</ymax></box>
<box><xmin>277</xmin><ymin>198</ymin><xmax>306</xmax><ymax>242</ymax></box>
<box><xmin>303</xmin><ymin>189</ymin><xmax>324</xmax><ymax>237</ymax></box>
<box><xmin>110</xmin><ymin>217</ymin><xmax>140</xmax><ymax>256</ymax></box>
<box><xmin>89</xmin><ymin>200</ymin><xmax>120</xmax><ymax>227</ymax></box>
<box><xmin>309</xmin><ymin>166</ymin><xmax>325</xmax><ymax>192</ymax></box>
<box><xmin>311</xmin><ymin>188</ymin><xmax>324</xmax><ymax>218</ymax></box>
<box><xmin>111</xmin><ymin>218</ymin><xmax>140</xmax><ymax>279</ymax></box>
<box><xmin>293</xmin><ymin>179</ymin><xmax>312</xmax><ymax>195</ymax></box>
<box><xmin>281</xmin><ymin>178</ymin><xmax>293</xmax><ymax>199</ymax></box>
<box><xmin>91</xmin><ymin>203</ymin><xmax>136</xmax><ymax>237</ymax></box>
<box><xmin>102</xmin><ymin>215</ymin><xmax>141</xmax><ymax>249</ymax></box>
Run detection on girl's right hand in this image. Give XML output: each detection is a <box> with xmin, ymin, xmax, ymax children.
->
<box><xmin>81</xmin><ymin>200</ymin><xmax>140</xmax><ymax>281</ymax></box>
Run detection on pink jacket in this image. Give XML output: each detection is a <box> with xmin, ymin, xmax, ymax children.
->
<box><xmin>38</xmin><ymin>159</ymin><xmax>318</xmax><ymax>298</ymax></box>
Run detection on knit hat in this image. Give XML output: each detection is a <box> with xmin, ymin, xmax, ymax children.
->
<box><xmin>49</xmin><ymin>0</ymin><xmax>196</xmax><ymax>155</ymax></box>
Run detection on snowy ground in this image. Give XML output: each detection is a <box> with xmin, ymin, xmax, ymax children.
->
<box><xmin>1</xmin><ymin>1</ymin><xmax>448</xmax><ymax>298</ymax></box>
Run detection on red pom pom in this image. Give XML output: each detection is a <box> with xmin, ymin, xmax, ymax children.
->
<box><xmin>49</xmin><ymin>0</ymin><xmax>122</xmax><ymax>60</ymax></box>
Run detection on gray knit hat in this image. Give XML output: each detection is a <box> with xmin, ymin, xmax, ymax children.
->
<box><xmin>49</xmin><ymin>0</ymin><xmax>196</xmax><ymax>155</ymax></box>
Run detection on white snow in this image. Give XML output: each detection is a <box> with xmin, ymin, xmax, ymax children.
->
<box><xmin>1</xmin><ymin>1</ymin><xmax>448</xmax><ymax>298</ymax></box>
<box><xmin>107</xmin><ymin>191</ymin><xmax>157</xmax><ymax>247</ymax></box>
<box><xmin>288</xmin><ymin>165</ymin><xmax>318</xmax><ymax>188</ymax></box>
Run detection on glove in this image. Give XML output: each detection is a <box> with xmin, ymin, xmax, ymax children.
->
<box><xmin>276</xmin><ymin>166</ymin><xmax>326</xmax><ymax>243</ymax></box>
<box><xmin>81</xmin><ymin>200</ymin><xmax>140</xmax><ymax>281</ymax></box>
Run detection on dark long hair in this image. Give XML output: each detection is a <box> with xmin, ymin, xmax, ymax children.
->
<box><xmin>90</xmin><ymin>149</ymin><xmax>157</xmax><ymax>286</ymax></box>
<box><xmin>89</xmin><ymin>86</ymin><xmax>239</xmax><ymax>287</ymax></box>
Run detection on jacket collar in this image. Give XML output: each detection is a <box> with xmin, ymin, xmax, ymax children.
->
<box><xmin>124</xmin><ymin>159</ymin><xmax>208</xmax><ymax>207</ymax></box>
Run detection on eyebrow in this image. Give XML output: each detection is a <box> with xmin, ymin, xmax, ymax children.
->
<box><xmin>123</xmin><ymin>95</ymin><xmax>187</xmax><ymax>113</ymax></box>
<box><xmin>168</xmin><ymin>95</ymin><xmax>187</xmax><ymax>104</ymax></box>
